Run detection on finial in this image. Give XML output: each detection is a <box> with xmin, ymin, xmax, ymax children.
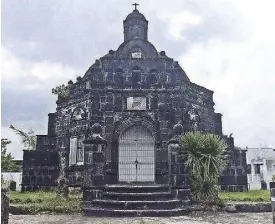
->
<box><xmin>132</xmin><ymin>3</ymin><xmax>139</xmax><ymax>10</ymax></box>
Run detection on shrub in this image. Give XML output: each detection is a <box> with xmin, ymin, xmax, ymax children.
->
<box><xmin>180</xmin><ymin>132</ymin><xmax>228</xmax><ymax>203</ymax></box>
<box><xmin>10</xmin><ymin>191</ymin><xmax>82</xmax><ymax>214</ymax></box>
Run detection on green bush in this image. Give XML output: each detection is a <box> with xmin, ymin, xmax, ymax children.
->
<box><xmin>10</xmin><ymin>191</ymin><xmax>82</xmax><ymax>214</ymax></box>
<box><xmin>180</xmin><ymin>132</ymin><xmax>228</xmax><ymax>203</ymax></box>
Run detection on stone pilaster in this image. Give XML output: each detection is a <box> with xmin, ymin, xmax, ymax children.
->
<box><xmin>82</xmin><ymin>123</ymin><xmax>107</xmax><ymax>212</ymax></box>
<box><xmin>168</xmin><ymin>123</ymin><xmax>190</xmax><ymax>203</ymax></box>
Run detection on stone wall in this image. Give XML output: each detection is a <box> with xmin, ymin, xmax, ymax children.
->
<box><xmin>36</xmin><ymin>135</ymin><xmax>56</xmax><ymax>151</ymax></box>
<box><xmin>21</xmin><ymin>150</ymin><xmax>59</xmax><ymax>191</ymax></box>
<box><xmin>48</xmin><ymin>112</ymin><xmax>57</xmax><ymax>136</ymax></box>
<box><xmin>220</xmin><ymin>137</ymin><xmax>248</xmax><ymax>191</ymax></box>
<box><xmin>21</xmin><ymin>8</ymin><xmax>248</xmax><ymax>192</ymax></box>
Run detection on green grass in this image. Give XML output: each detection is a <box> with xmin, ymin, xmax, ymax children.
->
<box><xmin>219</xmin><ymin>190</ymin><xmax>270</xmax><ymax>202</ymax></box>
<box><xmin>8</xmin><ymin>190</ymin><xmax>270</xmax><ymax>214</ymax></box>
<box><xmin>10</xmin><ymin>191</ymin><xmax>82</xmax><ymax>214</ymax></box>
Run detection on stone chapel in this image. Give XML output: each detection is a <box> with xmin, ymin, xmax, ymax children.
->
<box><xmin>22</xmin><ymin>6</ymin><xmax>248</xmax><ymax>215</ymax></box>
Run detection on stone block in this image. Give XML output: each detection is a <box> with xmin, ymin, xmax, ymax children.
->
<box><xmin>156</xmin><ymin>150</ymin><xmax>168</xmax><ymax>162</ymax></box>
<box><xmin>171</xmin><ymin>154</ymin><xmax>177</xmax><ymax>163</ymax></box>
<box><xmin>174</xmin><ymin>174</ymin><xmax>188</xmax><ymax>187</ymax></box>
<box><xmin>83</xmin><ymin>189</ymin><xmax>103</xmax><ymax>201</ymax></box>
<box><xmin>171</xmin><ymin>164</ymin><xmax>179</xmax><ymax>174</ymax></box>
<box><xmin>177</xmin><ymin>189</ymin><xmax>190</xmax><ymax>200</ymax></box>
<box><xmin>92</xmin><ymin>152</ymin><xmax>105</xmax><ymax>163</ymax></box>
<box><xmin>156</xmin><ymin>161</ymin><xmax>168</xmax><ymax>170</ymax></box>
<box><xmin>236</xmin><ymin>175</ymin><xmax>247</xmax><ymax>185</ymax></box>
<box><xmin>178</xmin><ymin>164</ymin><xmax>188</xmax><ymax>174</ymax></box>
<box><xmin>92</xmin><ymin>174</ymin><xmax>104</xmax><ymax>186</ymax></box>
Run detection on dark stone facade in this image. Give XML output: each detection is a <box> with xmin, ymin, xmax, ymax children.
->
<box><xmin>21</xmin><ymin>9</ymin><xmax>247</xmax><ymax>192</ymax></box>
<box><xmin>220</xmin><ymin>137</ymin><xmax>248</xmax><ymax>192</ymax></box>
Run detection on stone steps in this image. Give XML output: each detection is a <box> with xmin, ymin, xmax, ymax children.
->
<box><xmin>83</xmin><ymin>207</ymin><xmax>190</xmax><ymax>217</ymax></box>
<box><xmin>102</xmin><ymin>191</ymin><xmax>173</xmax><ymax>201</ymax></box>
<box><xmin>83</xmin><ymin>184</ymin><xmax>190</xmax><ymax>217</ymax></box>
<box><xmin>103</xmin><ymin>184</ymin><xmax>170</xmax><ymax>193</ymax></box>
<box><xmin>88</xmin><ymin>199</ymin><xmax>182</xmax><ymax>209</ymax></box>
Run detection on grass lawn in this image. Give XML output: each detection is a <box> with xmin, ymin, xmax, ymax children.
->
<box><xmin>8</xmin><ymin>190</ymin><xmax>270</xmax><ymax>214</ymax></box>
<box><xmin>10</xmin><ymin>191</ymin><xmax>82</xmax><ymax>214</ymax></box>
<box><xmin>219</xmin><ymin>190</ymin><xmax>270</xmax><ymax>202</ymax></box>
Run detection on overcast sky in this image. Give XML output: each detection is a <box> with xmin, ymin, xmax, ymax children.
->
<box><xmin>2</xmin><ymin>0</ymin><xmax>275</xmax><ymax>159</ymax></box>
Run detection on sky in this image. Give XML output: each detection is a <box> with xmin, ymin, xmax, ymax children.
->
<box><xmin>1</xmin><ymin>0</ymin><xmax>275</xmax><ymax>159</ymax></box>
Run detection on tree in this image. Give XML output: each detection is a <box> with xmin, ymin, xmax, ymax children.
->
<box><xmin>180</xmin><ymin>132</ymin><xmax>228</xmax><ymax>203</ymax></box>
<box><xmin>1</xmin><ymin>138</ymin><xmax>16</xmax><ymax>172</ymax></box>
<box><xmin>9</xmin><ymin>125</ymin><xmax>36</xmax><ymax>150</ymax></box>
<box><xmin>52</xmin><ymin>84</ymin><xmax>69</xmax><ymax>98</ymax></box>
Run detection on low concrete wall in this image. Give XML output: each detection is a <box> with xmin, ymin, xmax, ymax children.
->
<box><xmin>8</xmin><ymin>202</ymin><xmax>273</xmax><ymax>215</ymax></box>
<box><xmin>2</xmin><ymin>172</ymin><xmax>22</xmax><ymax>191</ymax></box>
<box><xmin>224</xmin><ymin>203</ymin><xmax>271</xmax><ymax>213</ymax></box>
<box><xmin>1</xmin><ymin>188</ymin><xmax>10</xmax><ymax>224</ymax></box>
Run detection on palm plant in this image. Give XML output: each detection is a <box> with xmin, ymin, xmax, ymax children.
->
<box><xmin>9</xmin><ymin>125</ymin><xmax>37</xmax><ymax>150</ymax></box>
<box><xmin>180</xmin><ymin>132</ymin><xmax>228</xmax><ymax>202</ymax></box>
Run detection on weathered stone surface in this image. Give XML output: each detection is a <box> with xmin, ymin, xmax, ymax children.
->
<box><xmin>21</xmin><ymin>7</ymin><xmax>247</xmax><ymax>193</ymax></box>
<box><xmin>1</xmin><ymin>188</ymin><xmax>9</xmax><ymax>224</ymax></box>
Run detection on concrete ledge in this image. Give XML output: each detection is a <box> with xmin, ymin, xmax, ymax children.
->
<box><xmin>9</xmin><ymin>202</ymin><xmax>272</xmax><ymax>215</ymax></box>
<box><xmin>225</xmin><ymin>203</ymin><xmax>271</xmax><ymax>213</ymax></box>
<box><xmin>190</xmin><ymin>202</ymin><xmax>272</xmax><ymax>213</ymax></box>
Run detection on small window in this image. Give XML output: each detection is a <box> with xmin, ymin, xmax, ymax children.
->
<box><xmin>255</xmin><ymin>164</ymin><xmax>261</xmax><ymax>174</ymax></box>
<box><xmin>76</xmin><ymin>136</ymin><xmax>84</xmax><ymax>164</ymax></box>
<box><xmin>69</xmin><ymin>136</ymin><xmax>84</xmax><ymax>166</ymax></box>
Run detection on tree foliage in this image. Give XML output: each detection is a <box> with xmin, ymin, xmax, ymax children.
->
<box><xmin>180</xmin><ymin>132</ymin><xmax>228</xmax><ymax>202</ymax></box>
<box><xmin>52</xmin><ymin>84</ymin><xmax>69</xmax><ymax>98</ymax></box>
<box><xmin>1</xmin><ymin>138</ymin><xmax>16</xmax><ymax>172</ymax></box>
<box><xmin>9</xmin><ymin>125</ymin><xmax>37</xmax><ymax>150</ymax></box>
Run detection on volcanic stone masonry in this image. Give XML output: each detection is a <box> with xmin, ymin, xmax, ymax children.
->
<box><xmin>21</xmin><ymin>8</ymin><xmax>248</xmax><ymax>193</ymax></box>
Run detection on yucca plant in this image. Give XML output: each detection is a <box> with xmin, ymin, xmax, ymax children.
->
<box><xmin>180</xmin><ymin>132</ymin><xmax>228</xmax><ymax>203</ymax></box>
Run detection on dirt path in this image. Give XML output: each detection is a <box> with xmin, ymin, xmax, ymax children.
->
<box><xmin>10</xmin><ymin>212</ymin><xmax>272</xmax><ymax>224</ymax></box>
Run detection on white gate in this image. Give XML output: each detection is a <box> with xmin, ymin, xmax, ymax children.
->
<box><xmin>118</xmin><ymin>126</ymin><xmax>155</xmax><ymax>182</ymax></box>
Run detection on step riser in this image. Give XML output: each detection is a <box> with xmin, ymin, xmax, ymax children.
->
<box><xmin>83</xmin><ymin>208</ymin><xmax>190</xmax><ymax>217</ymax></box>
<box><xmin>89</xmin><ymin>201</ymin><xmax>182</xmax><ymax>210</ymax></box>
<box><xmin>102</xmin><ymin>195</ymin><xmax>173</xmax><ymax>201</ymax></box>
<box><xmin>103</xmin><ymin>187</ymin><xmax>170</xmax><ymax>193</ymax></box>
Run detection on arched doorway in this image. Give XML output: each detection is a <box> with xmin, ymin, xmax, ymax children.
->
<box><xmin>118</xmin><ymin>126</ymin><xmax>155</xmax><ymax>182</ymax></box>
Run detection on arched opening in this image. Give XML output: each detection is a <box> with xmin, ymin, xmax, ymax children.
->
<box><xmin>118</xmin><ymin>125</ymin><xmax>155</xmax><ymax>182</ymax></box>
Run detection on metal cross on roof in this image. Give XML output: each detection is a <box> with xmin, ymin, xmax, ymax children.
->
<box><xmin>132</xmin><ymin>3</ymin><xmax>139</xmax><ymax>10</ymax></box>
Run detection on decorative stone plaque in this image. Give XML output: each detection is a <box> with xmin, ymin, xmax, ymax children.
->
<box><xmin>132</xmin><ymin>52</ymin><xmax>142</xmax><ymax>58</ymax></box>
<box><xmin>71</xmin><ymin>107</ymin><xmax>85</xmax><ymax>121</ymax></box>
<box><xmin>127</xmin><ymin>97</ymin><xmax>146</xmax><ymax>110</ymax></box>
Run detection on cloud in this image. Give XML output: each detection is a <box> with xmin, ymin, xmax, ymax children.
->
<box><xmin>1</xmin><ymin>47</ymin><xmax>81</xmax><ymax>159</ymax></box>
<box><xmin>1</xmin><ymin>0</ymin><xmax>275</xmax><ymax>159</ymax></box>
<box><xmin>157</xmin><ymin>11</ymin><xmax>202</xmax><ymax>40</ymax></box>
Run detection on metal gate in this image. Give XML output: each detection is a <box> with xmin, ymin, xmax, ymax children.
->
<box><xmin>118</xmin><ymin>126</ymin><xmax>155</xmax><ymax>182</ymax></box>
